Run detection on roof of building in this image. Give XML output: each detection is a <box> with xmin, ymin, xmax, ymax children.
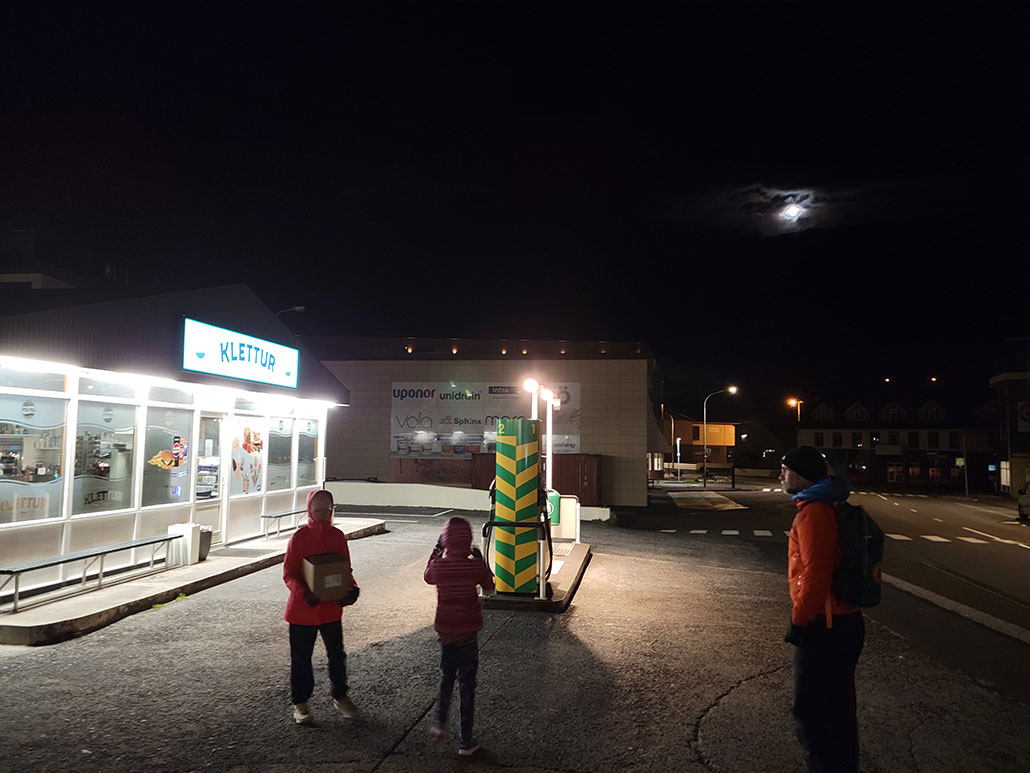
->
<box><xmin>0</xmin><ymin>284</ymin><xmax>349</xmax><ymax>404</ymax></box>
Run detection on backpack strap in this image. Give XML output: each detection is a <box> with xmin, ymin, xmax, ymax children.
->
<box><xmin>825</xmin><ymin>592</ymin><xmax>833</xmax><ymax>629</ymax></box>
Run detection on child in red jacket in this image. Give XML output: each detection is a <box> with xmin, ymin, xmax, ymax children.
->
<box><xmin>283</xmin><ymin>489</ymin><xmax>360</xmax><ymax>724</ymax></box>
<box><xmin>424</xmin><ymin>517</ymin><xmax>495</xmax><ymax>756</ymax></box>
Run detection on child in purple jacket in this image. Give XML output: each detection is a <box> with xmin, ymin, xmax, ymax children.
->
<box><xmin>423</xmin><ymin>517</ymin><xmax>494</xmax><ymax>756</ymax></box>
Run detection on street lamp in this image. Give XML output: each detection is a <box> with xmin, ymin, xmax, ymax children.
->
<box><xmin>540</xmin><ymin>388</ymin><xmax>555</xmax><ymax>490</ymax></box>
<box><xmin>275</xmin><ymin>305</ymin><xmax>306</xmax><ymax>317</ymax></box>
<box><xmin>703</xmin><ymin>385</ymin><xmax>738</xmax><ymax>488</ymax></box>
<box><xmin>787</xmin><ymin>397</ymin><xmax>804</xmax><ymax>422</ymax></box>
<box><xmin>676</xmin><ymin>437</ymin><xmax>682</xmax><ymax>482</ymax></box>
<box><xmin>523</xmin><ymin>378</ymin><xmax>539</xmax><ymax>420</ymax></box>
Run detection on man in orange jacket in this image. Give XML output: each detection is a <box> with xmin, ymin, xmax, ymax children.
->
<box><xmin>781</xmin><ymin>446</ymin><xmax>864</xmax><ymax>772</ymax></box>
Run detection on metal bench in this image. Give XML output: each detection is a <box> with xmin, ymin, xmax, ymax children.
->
<box><xmin>0</xmin><ymin>533</ymin><xmax>182</xmax><ymax>613</ymax></box>
<box><xmin>261</xmin><ymin>509</ymin><xmax>306</xmax><ymax>538</ymax></box>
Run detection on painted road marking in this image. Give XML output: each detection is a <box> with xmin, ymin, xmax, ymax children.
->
<box><xmin>933</xmin><ymin>517</ymin><xmax>942</xmax><ymax>522</ymax></box>
<box><xmin>962</xmin><ymin>527</ymin><xmax>1030</xmax><ymax>550</ymax></box>
<box><xmin>722</xmin><ymin>529</ymin><xmax>740</xmax><ymax>536</ymax></box>
<box><xmin>689</xmin><ymin>529</ymin><xmax>708</xmax><ymax>534</ymax></box>
<box><xmin>893</xmin><ymin>502</ymin><xmax>900</xmax><ymax>506</ymax></box>
<box><xmin>911</xmin><ymin>509</ymin><xmax>918</xmax><ymax>513</ymax></box>
<box><xmin>877</xmin><ymin>494</ymin><xmax>888</xmax><ymax>501</ymax></box>
<box><xmin>762</xmin><ymin>487</ymin><xmax>772</xmax><ymax>492</ymax></box>
<box><xmin>957</xmin><ymin>537</ymin><xmax>990</xmax><ymax>544</ymax></box>
<box><xmin>887</xmin><ymin>533</ymin><xmax>913</xmax><ymax>540</ymax></box>
<box><xmin>754</xmin><ymin>529</ymin><xmax>773</xmax><ymax>536</ymax></box>
<box><xmin>921</xmin><ymin>535</ymin><xmax>951</xmax><ymax>542</ymax></box>
<box><xmin>669</xmin><ymin>491</ymin><xmax>747</xmax><ymax>510</ymax></box>
<box><xmin>660</xmin><ymin>529</ymin><xmax>676</xmax><ymax>533</ymax></box>
<box><xmin>784</xmin><ymin>530</ymin><xmax>791</xmax><ymax>537</ymax></box>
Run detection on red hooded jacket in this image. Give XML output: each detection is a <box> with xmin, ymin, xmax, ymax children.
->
<box><xmin>424</xmin><ymin>517</ymin><xmax>494</xmax><ymax>643</ymax></box>
<box><xmin>283</xmin><ymin>491</ymin><xmax>358</xmax><ymax>626</ymax></box>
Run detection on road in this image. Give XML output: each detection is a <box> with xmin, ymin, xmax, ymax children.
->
<box><xmin>615</xmin><ymin>480</ymin><xmax>1030</xmax><ymax>704</ymax></box>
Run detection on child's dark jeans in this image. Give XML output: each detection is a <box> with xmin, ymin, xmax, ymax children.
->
<box><xmin>436</xmin><ymin>636</ymin><xmax>479</xmax><ymax>742</ymax></box>
<box><xmin>289</xmin><ymin>621</ymin><xmax>348</xmax><ymax>704</ymax></box>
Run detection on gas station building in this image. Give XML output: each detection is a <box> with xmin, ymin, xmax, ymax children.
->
<box><xmin>0</xmin><ymin>285</ymin><xmax>348</xmax><ymax>599</ymax></box>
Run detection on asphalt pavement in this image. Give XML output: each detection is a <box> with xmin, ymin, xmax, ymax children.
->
<box><xmin>2</xmin><ymin>507</ymin><xmax>1029</xmax><ymax>771</ymax></box>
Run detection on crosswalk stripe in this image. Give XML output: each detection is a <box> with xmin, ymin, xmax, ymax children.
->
<box><xmin>762</xmin><ymin>487</ymin><xmax>771</xmax><ymax>492</ymax></box>
<box><xmin>921</xmin><ymin>535</ymin><xmax>950</xmax><ymax>542</ymax></box>
<box><xmin>957</xmin><ymin>537</ymin><xmax>989</xmax><ymax>544</ymax></box>
<box><xmin>887</xmin><ymin>533</ymin><xmax>912</xmax><ymax>541</ymax></box>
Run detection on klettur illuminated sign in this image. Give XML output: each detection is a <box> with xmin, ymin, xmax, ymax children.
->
<box><xmin>182</xmin><ymin>318</ymin><xmax>299</xmax><ymax>389</ymax></box>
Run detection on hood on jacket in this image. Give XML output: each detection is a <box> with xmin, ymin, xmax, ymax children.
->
<box><xmin>792</xmin><ymin>474</ymin><xmax>851</xmax><ymax>504</ymax></box>
<box><xmin>306</xmin><ymin>489</ymin><xmax>334</xmax><ymax>529</ymax></box>
<box><xmin>440</xmin><ymin>517</ymin><xmax>473</xmax><ymax>552</ymax></box>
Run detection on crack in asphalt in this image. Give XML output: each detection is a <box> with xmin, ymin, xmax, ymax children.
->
<box><xmin>692</xmin><ymin>663</ymin><xmax>790</xmax><ymax>771</ymax></box>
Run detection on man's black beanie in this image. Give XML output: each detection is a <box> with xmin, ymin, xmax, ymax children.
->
<box><xmin>782</xmin><ymin>446</ymin><xmax>828</xmax><ymax>483</ymax></box>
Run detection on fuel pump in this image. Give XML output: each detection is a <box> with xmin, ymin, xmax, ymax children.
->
<box><xmin>481</xmin><ymin>417</ymin><xmax>554</xmax><ymax>599</ymax></box>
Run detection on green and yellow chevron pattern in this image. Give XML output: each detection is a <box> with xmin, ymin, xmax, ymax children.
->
<box><xmin>493</xmin><ymin>418</ymin><xmax>540</xmax><ymax>593</ymax></box>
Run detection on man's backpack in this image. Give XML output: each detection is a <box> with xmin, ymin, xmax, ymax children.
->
<box><xmin>832</xmin><ymin>501</ymin><xmax>884</xmax><ymax>607</ymax></box>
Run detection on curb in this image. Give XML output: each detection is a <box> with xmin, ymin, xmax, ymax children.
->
<box><xmin>882</xmin><ymin>573</ymin><xmax>1030</xmax><ymax>645</ymax></box>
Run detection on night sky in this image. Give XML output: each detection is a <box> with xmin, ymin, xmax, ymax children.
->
<box><xmin>2</xmin><ymin>5</ymin><xmax>1027</xmax><ymax>419</ymax></box>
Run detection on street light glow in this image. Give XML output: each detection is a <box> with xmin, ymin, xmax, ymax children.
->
<box><xmin>540</xmin><ymin>388</ymin><xmax>554</xmax><ymax>402</ymax></box>
<box><xmin>728</xmin><ymin>385</ymin><xmax>738</xmax><ymax>394</ymax></box>
<box><xmin>523</xmin><ymin>378</ymin><xmax>538</xmax><ymax>393</ymax></box>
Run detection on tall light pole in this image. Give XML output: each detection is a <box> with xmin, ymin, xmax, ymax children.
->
<box><xmin>541</xmin><ymin>388</ymin><xmax>556</xmax><ymax>490</ymax></box>
<box><xmin>275</xmin><ymin>305</ymin><xmax>306</xmax><ymax>317</ymax></box>
<box><xmin>523</xmin><ymin>378</ymin><xmax>539</xmax><ymax>421</ymax></box>
<box><xmin>787</xmin><ymin>397</ymin><xmax>803</xmax><ymax>422</ymax></box>
<box><xmin>668</xmin><ymin>413</ymin><xmax>676</xmax><ymax>480</ymax></box>
<box><xmin>703</xmin><ymin>385</ymin><xmax>738</xmax><ymax>488</ymax></box>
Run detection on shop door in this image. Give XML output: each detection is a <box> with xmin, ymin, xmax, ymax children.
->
<box><xmin>196</xmin><ymin>414</ymin><xmax>228</xmax><ymax>545</ymax></box>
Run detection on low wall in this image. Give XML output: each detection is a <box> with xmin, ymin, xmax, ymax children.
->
<box><xmin>324</xmin><ymin>480</ymin><xmax>611</xmax><ymax>523</ymax></box>
<box><xmin>325</xmin><ymin>480</ymin><xmax>491</xmax><ymax>511</ymax></box>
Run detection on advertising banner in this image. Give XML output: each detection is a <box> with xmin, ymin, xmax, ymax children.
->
<box><xmin>391</xmin><ymin>382</ymin><xmax>580</xmax><ymax>458</ymax></box>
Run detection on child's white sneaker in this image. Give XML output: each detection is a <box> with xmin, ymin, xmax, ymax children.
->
<box><xmin>293</xmin><ymin>702</ymin><xmax>312</xmax><ymax>724</ymax></box>
<box><xmin>333</xmin><ymin>695</ymin><xmax>360</xmax><ymax>718</ymax></box>
<box><xmin>429</xmin><ymin>724</ymin><xmax>447</xmax><ymax>743</ymax></box>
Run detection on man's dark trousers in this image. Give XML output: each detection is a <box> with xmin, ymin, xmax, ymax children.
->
<box><xmin>289</xmin><ymin>621</ymin><xmax>348</xmax><ymax>703</ymax></box>
<box><xmin>792</xmin><ymin>612</ymin><xmax>865</xmax><ymax>772</ymax></box>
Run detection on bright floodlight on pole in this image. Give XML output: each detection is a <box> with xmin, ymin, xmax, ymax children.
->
<box><xmin>523</xmin><ymin>378</ymin><xmax>539</xmax><ymax>420</ymax></box>
<box><xmin>703</xmin><ymin>385</ymin><xmax>739</xmax><ymax>489</ymax></box>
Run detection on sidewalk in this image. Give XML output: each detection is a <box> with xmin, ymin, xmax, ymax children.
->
<box><xmin>0</xmin><ymin>517</ymin><xmax>386</xmax><ymax>646</ymax></box>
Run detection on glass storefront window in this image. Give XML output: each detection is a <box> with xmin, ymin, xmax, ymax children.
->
<box><xmin>142</xmin><ymin>407</ymin><xmax>194</xmax><ymax>507</ymax></box>
<box><xmin>73</xmin><ymin>402</ymin><xmax>136</xmax><ymax>514</ymax></box>
<box><xmin>268</xmin><ymin>417</ymin><xmax>294</xmax><ymax>491</ymax></box>
<box><xmin>297</xmin><ymin>419</ymin><xmax>318</xmax><ymax>486</ymax></box>
<box><xmin>230</xmin><ymin>417</ymin><xmax>265</xmax><ymax>496</ymax></box>
<box><xmin>0</xmin><ymin>395</ymin><xmax>67</xmax><ymax>522</ymax></box>
<box><xmin>149</xmin><ymin>385</ymin><xmax>193</xmax><ymax>404</ymax></box>
<box><xmin>0</xmin><ymin>366</ymin><xmax>67</xmax><ymax>392</ymax></box>
<box><xmin>197</xmin><ymin>417</ymin><xmax>221</xmax><ymax>500</ymax></box>
<box><xmin>79</xmin><ymin>377</ymin><xmax>136</xmax><ymax>399</ymax></box>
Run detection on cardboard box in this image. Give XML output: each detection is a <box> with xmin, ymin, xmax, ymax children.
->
<box><xmin>302</xmin><ymin>552</ymin><xmax>353</xmax><ymax>602</ymax></box>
